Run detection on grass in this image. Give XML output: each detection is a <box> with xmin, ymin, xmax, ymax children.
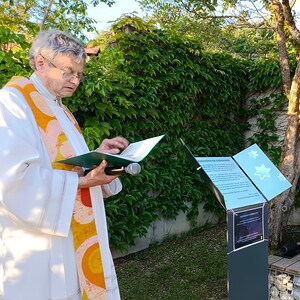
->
<box><xmin>114</xmin><ymin>222</ymin><xmax>228</xmax><ymax>300</ymax></box>
<box><xmin>114</xmin><ymin>222</ymin><xmax>300</xmax><ymax>300</ymax></box>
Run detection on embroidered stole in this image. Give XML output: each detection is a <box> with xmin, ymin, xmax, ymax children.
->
<box><xmin>5</xmin><ymin>77</ymin><xmax>107</xmax><ymax>300</ymax></box>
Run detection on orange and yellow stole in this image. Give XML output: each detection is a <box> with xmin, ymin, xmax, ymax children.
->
<box><xmin>5</xmin><ymin>77</ymin><xmax>107</xmax><ymax>300</ymax></box>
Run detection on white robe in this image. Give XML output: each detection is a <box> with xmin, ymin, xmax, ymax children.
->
<box><xmin>0</xmin><ymin>74</ymin><xmax>121</xmax><ymax>300</ymax></box>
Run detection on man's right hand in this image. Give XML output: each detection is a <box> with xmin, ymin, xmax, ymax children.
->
<box><xmin>78</xmin><ymin>160</ymin><xmax>119</xmax><ymax>189</ymax></box>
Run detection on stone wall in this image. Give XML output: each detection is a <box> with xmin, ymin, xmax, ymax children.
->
<box><xmin>112</xmin><ymin>202</ymin><xmax>219</xmax><ymax>258</ymax></box>
<box><xmin>269</xmin><ymin>269</ymin><xmax>300</xmax><ymax>300</ymax></box>
<box><xmin>244</xmin><ymin>88</ymin><xmax>288</xmax><ymax>148</ymax></box>
<box><xmin>288</xmin><ymin>208</ymin><xmax>300</xmax><ymax>226</ymax></box>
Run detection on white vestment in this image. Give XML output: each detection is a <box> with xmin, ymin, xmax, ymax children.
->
<box><xmin>0</xmin><ymin>73</ymin><xmax>121</xmax><ymax>300</ymax></box>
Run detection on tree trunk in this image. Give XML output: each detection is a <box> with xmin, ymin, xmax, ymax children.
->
<box><xmin>268</xmin><ymin>132</ymin><xmax>300</xmax><ymax>248</ymax></box>
<box><xmin>266</xmin><ymin>0</ymin><xmax>300</xmax><ymax>249</ymax></box>
<box><xmin>268</xmin><ymin>60</ymin><xmax>300</xmax><ymax>249</ymax></box>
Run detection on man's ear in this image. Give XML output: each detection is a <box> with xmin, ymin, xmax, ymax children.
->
<box><xmin>35</xmin><ymin>55</ymin><xmax>46</xmax><ymax>71</ymax></box>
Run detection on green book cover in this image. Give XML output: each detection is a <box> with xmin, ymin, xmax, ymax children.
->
<box><xmin>58</xmin><ymin>134</ymin><xmax>165</xmax><ymax>169</ymax></box>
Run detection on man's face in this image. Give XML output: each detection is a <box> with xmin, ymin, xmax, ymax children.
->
<box><xmin>35</xmin><ymin>53</ymin><xmax>85</xmax><ymax>98</ymax></box>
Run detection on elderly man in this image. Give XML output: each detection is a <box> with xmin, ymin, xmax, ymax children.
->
<box><xmin>0</xmin><ymin>29</ymin><xmax>128</xmax><ymax>300</ymax></box>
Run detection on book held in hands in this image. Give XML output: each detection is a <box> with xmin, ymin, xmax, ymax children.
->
<box><xmin>58</xmin><ymin>134</ymin><xmax>165</xmax><ymax>169</ymax></box>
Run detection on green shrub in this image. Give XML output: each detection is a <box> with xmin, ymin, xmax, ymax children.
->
<box><xmin>69</xmin><ymin>19</ymin><xmax>249</xmax><ymax>251</ymax></box>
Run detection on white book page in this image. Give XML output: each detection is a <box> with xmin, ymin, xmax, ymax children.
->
<box><xmin>116</xmin><ymin>135</ymin><xmax>164</xmax><ymax>161</ymax></box>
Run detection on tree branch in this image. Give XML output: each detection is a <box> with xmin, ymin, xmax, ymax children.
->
<box><xmin>281</xmin><ymin>0</ymin><xmax>300</xmax><ymax>46</ymax></box>
<box><xmin>40</xmin><ymin>0</ymin><xmax>55</xmax><ymax>31</ymax></box>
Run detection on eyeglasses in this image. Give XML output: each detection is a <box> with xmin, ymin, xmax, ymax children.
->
<box><xmin>40</xmin><ymin>54</ymin><xmax>85</xmax><ymax>82</ymax></box>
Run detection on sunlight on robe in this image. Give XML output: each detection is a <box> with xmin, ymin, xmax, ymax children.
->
<box><xmin>2</xmin><ymin>230</ymin><xmax>49</xmax><ymax>285</ymax></box>
<box><xmin>6</xmin><ymin>230</ymin><xmax>49</xmax><ymax>257</ymax></box>
<box><xmin>51</xmin><ymin>263</ymin><xmax>66</xmax><ymax>279</ymax></box>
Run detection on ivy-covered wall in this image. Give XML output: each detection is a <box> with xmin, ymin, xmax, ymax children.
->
<box><xmin>69</xmin><ymin>23</ymin><xmax>251</xmax><ymax>251</ymax></box>
<box><xmin>0</xmin><ymin>22</ymin><xmax>288</xmax><ymax>252</ymax></box>
<box><xmin>246</xmin><ymin>57</ymin><xmax>291</xmax><ymax>164</ymax></box>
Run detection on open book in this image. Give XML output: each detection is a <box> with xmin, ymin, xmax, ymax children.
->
<box><xmin>58</xmin><ymin>134</ymin><xmax>165</xmax><ymax>169</ymax></box>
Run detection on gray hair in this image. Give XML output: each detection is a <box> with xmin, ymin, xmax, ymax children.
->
<box><xmin>29</xmin><ymin>29</ymin><xmax>87</xmax><ymax>70</ymax></box>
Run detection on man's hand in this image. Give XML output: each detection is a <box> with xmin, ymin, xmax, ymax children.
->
<box><xmin>78</xmin><ymin>160</ymin><xmax>118</xmax><ymax>189</ymax></box>
<box><xmin>96</xmin><ymin>136</ymin><xmax>129</xmax><ymax>154</ymax></box>
<box><xmin>76</xmin><ymin>136</ymin><xmax>128</xmax><ymax>188</ymax></box>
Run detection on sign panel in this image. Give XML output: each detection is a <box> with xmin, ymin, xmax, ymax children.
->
<box><xmin>233</xmin><ymin>206</ymin><xmax>264</xmax><ymax>251</ymax></box>
<box><xmin>196</xmin><ymin>157</ymin><xmax>265</xmax><ymax>210</ymax></box>
<box><xmin>233</xmin><ymin>144</ymin><xmax>291</xmax><ymax>201</ymax></box>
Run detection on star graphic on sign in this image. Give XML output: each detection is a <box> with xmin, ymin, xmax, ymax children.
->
<box><xmin>255</xmin><ymin>164</ymin><xmax>271</xmax><ymax>180</ymax></box>
<box><xmin>278</xmin><ymin>173</ymin><xmax>287</xmax><ymax>182</ymax></box>
<box><xmin>248</xmin><ymin>150</ymin><xmax>259</xmax><ymax>159</ymax></box>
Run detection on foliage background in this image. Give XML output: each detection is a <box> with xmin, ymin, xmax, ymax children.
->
<box><xmin>71</xmin><ymin>18</ymin><xmax>250</xmax><ymax>251</ymax></box>
<box><xmin>0</xmin><ymin>16</ymin><xmax>289</xmax><ymax>251</ymax></box>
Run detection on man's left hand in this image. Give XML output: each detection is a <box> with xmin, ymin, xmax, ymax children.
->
<box><xmin>96</xmin><ymin>137</ymin><xmax>129</xmax><ymax>154</ymax></box>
